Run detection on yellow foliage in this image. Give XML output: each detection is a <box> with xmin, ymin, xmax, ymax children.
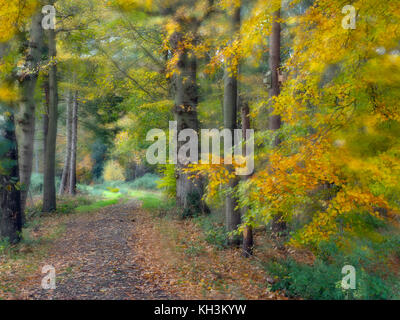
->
<box><xmin>240</xmin><ymin>0</ymin><xmax>400</xmax><ymax>249</ymax></box>
<box><xmin>103</xmin><ymin>161</ymin><xmax>126</xmax><ymax>181</ymax></box>
<box><xmin>0</xmin><ymin>0</ymin><xmax>37</xmax><ymax>43</ymax></box>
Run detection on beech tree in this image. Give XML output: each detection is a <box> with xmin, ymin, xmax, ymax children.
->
<box><xmin>223</xmin><ymin>5</ymin><xmax>241</xmax><ymax>246</ymax></box>
<box><xmin>17</xmin><ymin>9</ymin><xmax>44</xmax><ymax>219</ymax></box>
<box><xmin>0</xmin><ymin>0</ymin><xmax>35</xmax><ymax>243</ymax></box>
<box><xmin>0</xmin><ymin>111</ymin><xmax>22</xmax><ymax>244</ymax></box>
<box><xmin>43</xmin><ymin>0</ymin><xmax>58</xmax><ymax>212</ymax></box>
<box><xmin>165</xmin><ymin>0</ymin><xmax>214</xmax><ymax>216</ymax></box>
<box><xmin>268</xmin><ymin>7</ymin><xmax>286</xmax><ymax>235</ymax></box>
<box><xmin>59</xmin><ymin>89</ymin><xmax>72</xmax><ymax>195</ymax></box>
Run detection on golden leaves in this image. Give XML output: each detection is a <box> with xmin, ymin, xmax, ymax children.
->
<box><xmin>0</xmin><ymin>0</ymin><xmax>37</xmax><ymax>43</ymax></box>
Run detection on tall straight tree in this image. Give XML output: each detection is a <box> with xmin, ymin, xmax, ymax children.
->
<box><xmin>59</xmin><ymin>89</ymin><xmax>72</xmax><ymax>195</ymax></box>
<box><xmin>17</xmin><ymin>10</ymin><xmax>44</xmax><ymax>218</ymax></box>
<box><xmin>170</xmin><ymin>29</ymin><xmax>204</xmax><ymax>214</ymax></box>
<box><xmin>68</xmin><ymin>90</ymin><xmax>78</xmax><ymax>195</ymax></box>
<box><xmin>268</xmin><ymin>9</ymin><xmax>281</xmax><ymax>137</ymax></box>
<box><xmin>241</xmin><ymin>100</ymin><xmax>253</xmax><ymax>256</ymax></box>
<box><xmin>43</xmin><ymin>0</ymin><xmax>58</xmax><ymax>212</ymax></box>
<box><xmin>224</xmin><ymin>5</ymin><xmax>241</xmax><ymax>246</ymax></box>
<box><xmin>0</xmin><ymin>111</ymin><xmax>22</xmax><ymax>244</ymax></box>
<box><xmin>168</xmin><ymin>2</ymin><xmax>214</xmax><ymax>216</ymax></box>
<box><xmin>268</xmin><ymin>8</ymin><xmax>286</xmax><ymax>233</ymax></box>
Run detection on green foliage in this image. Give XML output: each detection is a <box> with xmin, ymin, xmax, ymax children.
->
<box><xmin>128</xmin><ymin>173</ymin><xmax>160</xmax><ymax>190</ymax></box>
<box><xmin>78</xmin><ymin>174</ymin><xmax>160</xmax><ymax>201</ymax></box>
<box><xmin>184</xmin><ymin>241</ymin><xmax>206</xmax><ymax>257</ymax></box>
<box><xmin>265</xmin><ymin>239</ymin><xmax>400</xmax><ymax>300</ymax></box>
<box><xmin>24</xmin><ymin>202</ymin><xmax>43</xmax><ymax>220</ymax></box>
<box><xmin>107</xmin><ymin>187</ymin><xmax>120</xmax><ymax>193</ymax></box>
<box><xmin>0</xmin><ymin>238</ymin><xmax>11</xmax><ymax>256</ymax></box>
<box><xmin>77</xmin><ymin>179</ymin><xmax>173</xmax><ymax>212</ymax></box>
<box><xmin>194</xmin><ymin>214</ymin><xmax>228</xmax><ymax>250</ymax></box>
<box><xmin>157</xmin><ymin>165</ymin><xmax>176</xmax><ymax>198</ymax></box>
<box><xmin>25</xmin><ymin>196</ymin><xmax>96</xmax><ymax>219</ymax></box>
<box><xmin>179</xmin><ymin>192</ymin><xmax>204</xmax><ymax>219</ymax></box>
<box><xmin>91</xmin><ymin>139</ymin><xmax>108</xmax><ymax>181</ymax></box>
<box><xmin>30</xmin><ymin>173</ymin><xmax>61</xmax><ymax>196</ymax></box>
<box><xmin>56</xmin><ymin>197</ymin><xmax>95</xmax><ymax>214</ymax></box>
<box><xmin>134</xmin><ymin>191</ymin><xmax>175</xmax><ymax>211</ymax></box>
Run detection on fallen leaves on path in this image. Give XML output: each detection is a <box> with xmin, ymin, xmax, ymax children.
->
<box><xmin>131</xmin><ymin>209</ymin><xmax>288</xmax><ymax>300</ymax></box>
<box><xmin>15</xmin><ymin>200</ymin><xmax>173</xmax><ymax>300</ymax></box>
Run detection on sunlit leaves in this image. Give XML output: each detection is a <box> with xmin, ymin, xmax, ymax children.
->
<box><xmin>240</xmin><ymin>0</ymin><xmax>400</xmax><ymax>249</ymax></box>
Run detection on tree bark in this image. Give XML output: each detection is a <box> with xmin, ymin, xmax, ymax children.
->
<box><xmin>17</xmin><ymin>11</ymin><xmax>44</xmax><ymax>220</ymax></box>
<box><xmin>43</xmin><ymin>25</ymin><xmax>58</xmax><ymax>212</ymax></box>
<box><xmin>269</xmin><ymin>9</ymin><xmax>282</xmax><ymax>138</ymax></box>
<box><xmin>170</xmin><ymin>29</ymin><xmax>208</xmax><ymax>217</ymax></box>
<box><xmin>68</xmin><ymin>90</ymin><xmax>78</xmax><ymax>195</ymax></box>
<box><xmin>224</xmin><ymin>6</ymin><xmax>241</xmax><ymax>246</ymax></box>
<box><xmin>43</xmin><ymin>79</ymin><xmax>49</xmax><ymax>160</ymax></box>
<box><xmin>241</xmin><ymin>100</ymin><xmax>253</xmax><ymax>257</ymax></box>
<box><xmin>269</xmin><ymin>9</ymin><xmax>287</xmax><ymax>233</ymax></box>
<box><xmin>0</xmin><ymin>113</ymin><xmax>22</xmax><ymax>244</ymax></box>
<box><xmin>59</xmin><ymin>90</ymin><xmax>72</xmax><ymax>195</ymax></box>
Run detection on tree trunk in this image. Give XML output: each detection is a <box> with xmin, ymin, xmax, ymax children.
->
<box><xmin>241</xmin><ymin>101</ymin><xmax>253</xmax><ymax>257</ymax></box>
<box><xmin>43</xmin><ymin>79</ymin><xmax>49</xmax><ymax>161</ymax></box>
<box><xmin>68</xmin><ymin>90</ymin><xmax>78</xmax><ymax>195</ymax></box>
<box><xmin>43</xmin><ymin>25</ymin><xmax>58</xmax><ymax>213</ymax></box>
<box><xmin>269</xmin><ymin>9</ymin><xmax>282</xmax><ymax>138</ymax></box>
<box><xmin>269</xmin><ymin>9</ymin><xmax>287</xmax><ymax>234</ymax></box>
<box><xmin>17</xmin><ymin>11</ymin><xmax>44</xmax><ymax>221</ymax></box>
<box><xmin>170</xmin><ymin>30</ymin><xmax>207</xmax><ymax>217</ymax></box>
<box><xmin>0</xmin><ymin>113</ymin><xmax>22</xmax><ymax>244</ymax></box>
<box><xmin>224</xmin><ymin>6</ymin><xmax>241</xmax><ymax>246</ymax></box>
<box><xmin>59</xmin><ymin>90</ymin><xmax>72</xmax><ymax>195</ymax></box>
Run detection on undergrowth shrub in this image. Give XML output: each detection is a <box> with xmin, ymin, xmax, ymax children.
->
<box><xmin>157</xmin><ymin>165</ymin><xmax>176</xmax><ymax>198</ymax></box>
<box><xmin>128</xmin><ymin>173</ymin><xmax>159</xmax><ymax>190</ymax></box>
<box><xmin>178</xmin><ymin>189</ymin><xmax>213</xmax><ymax>219</ymax></box>
<box><xmin>25</xmin><ymin>196</ymin><xmax>94</xmax><ymax>220</ymax></box>
<box><xmin>30</xmin><ymin>173</ymin><xmax>60</xmax><ymax>195</ymax></box>
<box><xmin>194</xmin><ymin>214</ymin><xmax>228</xmax><ymax>249</ymax></box>
<box><xmin>103</xmin><ymin>161</ymin><xmax>125</xmax><ymax>181</ymax></box>
<box><xmin>265</xmin><ymin>239</ymin><xmax>400</xmax><ymax>300</ymax></box>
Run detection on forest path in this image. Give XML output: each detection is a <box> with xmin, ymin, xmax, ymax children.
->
<box><xmin>21</xmin><ymin>200</ymin><xmax>174</xmax><ymax>300</ymax></box>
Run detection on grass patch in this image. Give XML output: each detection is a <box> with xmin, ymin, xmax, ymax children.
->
<box><xmin>25</xmin><ymin>195</ymin><xmax>111</xmax><ymax>219</ymax></box>
<box><xmin>129</xmin><ymin>190</ymin><xmax>175</xmax><ymax>211</ymax></box>
<box><xmin>77</xmin><ymin>178</ymin><xmax>174</xmax><ymax>212</ymax></box>
<box><xmin>75</xmin><ymin>199</ymin><xmax>119</xmax><ymax>213</ymax></box>
<box><xmin>77</xmin><ymin>175</ymin><xmax>160</xmax><ymax>199</ymax></box>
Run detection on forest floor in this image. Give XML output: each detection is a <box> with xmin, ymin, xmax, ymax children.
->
<box><xmin>0</xmin><ymin>192</ymin><xmax>289</xmax><ymax>300</ymax></box>
<box><xmin>18</xmin><ymin>199</ymin><xmax>173</xmax><ymax>300</ymax></box>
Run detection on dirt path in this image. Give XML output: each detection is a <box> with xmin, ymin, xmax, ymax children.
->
<box><xmin>21</xmin><ymin>200</ymin><xmax>174</xmax><ymax>300</ymax></box>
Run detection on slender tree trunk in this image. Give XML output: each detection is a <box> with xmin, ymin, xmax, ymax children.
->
<box><xmin>0</xmin><ymin>113</ymin><xmax>22</xmax><ymax>244</ymax></box>
<box><xmin>43</xmin><ymin>25</ymin><xmax>58</xmax><ymax>212</ymax></box>
<box><xmin>43</xmin><ymin>79</ymin><xmax>49</xmax><ymax>161</ymax></box>
<box><xmin>59</xmin><ymin>90</ymin><xmax>72</xmax><ymax>195</ymax></box>
<box><xmin>170</xmin><ymin>31</ymin><xmax>207</xmax><ymax>216</ymax></box>
<box><xmin>68</xmin><ymin>90</ymin><xmax>78</xmax><ymax>195</ymax></box>
<box><xmin>17</xmin><ymin>11</ymin><xmax>44</xmax><ymax>219</ymax></box>
<box><xmin>269</xmin><ymin>9</ymin><xmax>282</xmax><ymax>135</ymax></box>
<box><xmin>241</xmin><ymin>100</ymin><xmax>253</xmax><ymax>257</ymax></box>
<box><xmin>269</xmin><ymin>9</ymin><xmax>286</xmax><ymax>233</ymax></box>
<box><xmin>224</xmin><ymin>6</ymin><xmax>241</xmax><ymax>246</ymax></box>
<box><xmin>34</xmin><ymin>145</ymin><xmax>39</xmax><ymax>173</ymax></box>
